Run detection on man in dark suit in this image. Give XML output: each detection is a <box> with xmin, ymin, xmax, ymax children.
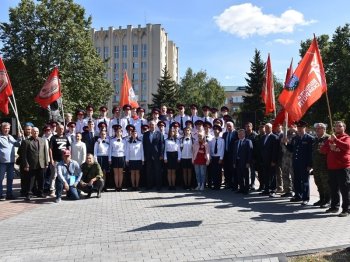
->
<box><xmin>233</xmin><ymin>129</ymin><xmax>253</xmax><ymax>194</ymax></box>
<box><xmin>21</xmin><ymin>127</ymin><xmax>49</xmax><ymax>200</ymax></box>
<box><xmin>142</xmin><ymin>120</ymin><xmax>165</xmax><ymax>190</ymax></box>
<box><xmin>82</xmin><ymin>120</ymin><xmax>97</xmax><ymax>154</ymax></box>
<box><xmin>222</xmin><ymin>120</ymin><xmax>238</xmax><ymax>189</ymax></box>
<box><xmin>260</xmin><ymin>123</ymin><xmax>279</xmax><ymax>196</ymax></box>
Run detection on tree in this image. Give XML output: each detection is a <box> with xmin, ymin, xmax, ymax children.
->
<box><xmin>178</xmin><ymin>68</ymin><xmax>225</xmax><ymax>114</ymax></box>
<box><xmin>0</xmin><ymin>0</ymin><xmax>112</xmax><ymax>124</ymax></box>
<box><xmin>148</xmin><ymin>65</ymin><xmax>179</xmax><ymax>110</ymax></box>
<box><xmin>241</xmin><ymin>49</ymin><xmax>266</xmax><ymax>125</ymax></box>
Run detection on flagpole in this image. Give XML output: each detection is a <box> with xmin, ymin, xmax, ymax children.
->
<box><xmin>325</xmin><ymin>91</ymin><xmax>333</xmax><ymax>131</ymax></box>
<box><xmin>60</xmin><ymin>98</ymin><xmax>66</xmax><ymax>127</ymax></box>
<box><xmin>8</xmin><ymin>96</ymin><xmax>23</xmax><ymax>135</ymax></box>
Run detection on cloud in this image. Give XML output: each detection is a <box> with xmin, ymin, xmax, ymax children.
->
<box><xmin>273</xmin><ymin>38</ymin><xmax>295</xmax><ymax>45</ymax></box>
<box><xmin>214</xmin><ymin>3</ymin><xmax>316</xmax><ymax>38</ymax></box>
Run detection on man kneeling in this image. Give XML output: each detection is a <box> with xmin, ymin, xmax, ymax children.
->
<box><xmin>56</xmin><ymin>150</ymin><xmax>82</xmax><ymax>203</ymax></box>
<box><xmin>79</xmin><ymin>154</ymin><xmax>104</xmax><ymax>198</ymax></box>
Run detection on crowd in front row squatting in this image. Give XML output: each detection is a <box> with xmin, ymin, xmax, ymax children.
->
<box><xmin>0</xmin><ymin>103</ymin><xmax>349</xmax><ymax>217</ymax></box>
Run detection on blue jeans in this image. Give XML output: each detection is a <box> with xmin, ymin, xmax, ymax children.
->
<box><xmin>0</xmin><ymin>163</ymin><xmax>15</xmax><ymax>197</ymax></box>
<box><xmin>55</xmin><ymin>179</ymin><xmax>80</xmax><ymax>200</ymax></box>
<box><xmin>194</xmin><ymin>165</ymin><xmax>206</xmax><ymax>185</ymax></box>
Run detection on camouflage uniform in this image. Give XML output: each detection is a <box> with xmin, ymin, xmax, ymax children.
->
<box><xmin>280</xmin><ymin>130</ymin><xmax>296</xmax><ymax>193</ymax></box>
<box><xmin>312</xmin><ymin>133</ymin><xmax>331</xmax><ymax>205</ymax></box>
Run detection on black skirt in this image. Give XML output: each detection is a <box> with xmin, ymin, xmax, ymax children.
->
<box><xmin>166</xmin><ymin>151</ymin><xmax>178</xmax><ymax>169</ymax></box>
<box><xmin>181</xmin><ymin>158</ymin><xmax>193</xmax><ymax>169</ymax></box>
<box><xmin>128</xmin><ymin>160</ymin><xmax>142</xmax><ymax>171</ymax></box>
<box><xmin>97</xmin><ymin>156</ymin><xmax>109</xmax><ymax>171</ymax></box>
<box><xmin>111</xmin><ymin>156</ymin><xmax>125</xmax><ymax>169</ymax></box>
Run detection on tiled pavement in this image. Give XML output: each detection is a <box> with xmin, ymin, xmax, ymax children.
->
<box><xmin>0</xmin><ymin>177</ymin><xmax>349</xmax><ymax>262</ymax></box>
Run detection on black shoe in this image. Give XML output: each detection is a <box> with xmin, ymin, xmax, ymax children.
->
<box><xmin>325</xmin><ymin>208</ymin><xmax>339</xmax><ymax>213</ymax></box>
<box><xmin>269</xmin><ymin>192</ymin><xmax>278</xmax><ymax>198</ymax></box>
<box><xmin>6</xmin><ymin>195</ymin><xmax>16</xmax><ymax>200</ymax></box>
<box><xmin>0</xmin><ymin>196</ymin><xmax>5</xmax><ymax>201</ymax></box>
<box><xmin>313</xmin><ymin>200</ymin><xmax>322</xmax><ymax>206</ymax></box>
<box><xmin>97</xmin><ymin>191</ymin><xmax>101</xmax><ymax>198</ymax></box>
<box><xmin>281</xmin><ymin>192</ymin><xmax>293</xmax><ymax>198</ymax></box>
<box><xmin>320</xmin><ymin>202</ymin><xmax>331</xmax><ymax>208</ymax></box>
<box><xmin>290</xmin><ymin>197</ymin><xmax>302</xmax><ymax>202</ymax></box>
<box><xmin>338</xmin><ymin>211</ymin><xmax>349</xmax><ymax>217</ymax></box>
<box><xmin>25</xmin><ymin>195</ymin><xmax>31</xmax><ymax>201</ymax></box>
<box><xmin>86</xmin><ymin>192</ymin><xmax>92</xmax><ymax>199</ymax></box>
<box><xmin>260</xmin><ymin>191</ymin><xmax>270</xmax><ymax>196</ymax></box>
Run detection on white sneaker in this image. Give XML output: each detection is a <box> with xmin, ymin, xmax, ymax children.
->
<box><xmin>55</xmin><ymin>198</ymin><xmax>61</xmax><ymax>203</ymax></box>
<box><xmin>200</xmin><ymin>185</ymin><xmax>204</xmax><ymax>191</ymax></box>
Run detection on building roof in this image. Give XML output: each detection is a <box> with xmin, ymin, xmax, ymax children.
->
<box><xmin>223</xmin><ymin>86</ymin><xmax>247</xmax><ymax>92</ymax></box>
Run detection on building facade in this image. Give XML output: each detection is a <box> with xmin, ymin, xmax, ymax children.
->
<box><xmin>223</xmin><ymin>86</ymin><xmax>247</xmax><ymax>113</ymax></box>
<box><xmin>92</xmin><ymin>24</ymin><xmax>179</xmax><ymax>111</ymax></box>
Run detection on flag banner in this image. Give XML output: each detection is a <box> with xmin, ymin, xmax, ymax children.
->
<box><xmin>0</xmin><ymin>57</ymin><xmax>13</xmax><ymax>115</ymax></box>
<box><xmin>261</xmin><ymin>54</ymin><xmax>275</xmax><ymax>115</ymax></box>
<box><xmin>35</xmin><ymin>67</ymin><xmax>61</xmax><ymax>108</ymax></box>
<box><xmin>278</xmin><ymin>38</ymin><xmax>327</xmax><ymax>121</ymax></box>
<box><xmin>273</xmin><ymin>108</ymin><xmax>295</xmax><ymax>130</ymax></box>
<box><xmin>119</xmin><ymin>70</ymin><xmax>139</xmax><ymax>108</ymax></box>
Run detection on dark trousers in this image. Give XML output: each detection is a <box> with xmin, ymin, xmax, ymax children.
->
<box><xmin>210</xmin><ymin>156</ymin><xmax>222</xmax><ymax>189</ymax></box>
<box><xmin>224</xmin><ymin>152</ymin><xmax>234</xmax><ymax>188</ymax></box>
<box><xmin>263</xmin><ymin>164</ymin><xmax>276</xmax><ymax>193</ymax></box>
<box><xmin>24</xmin><ymin>168</ymin><xmax>45</xmax><ymax>197</ymax></box>
<box><xmin>293</xmin><ymin>163</ymin><xmax>310</xmax><ymax>200</ymax></box>
<box><xmin>236</xmin><ymin>160</ymin><xmax>249</xmax><ymax>192</ymax></box>
<box><xmin>55</xmin><ymin>178</ymin><xmax>80</xmax><ymax>200</ymax></box>
<box><xmin>250</xmin><ymin>163</ymin><xmax>256</xmax><ymax>186</ymax></box>
<box><xmin>20</xmin><ymin>167</ymin><xmax>29</xmax><ymax>194</ymax></box>
<box><xmin>328</xmin><ymin>168</ymin><xmax>350</xmax><ymax>212</ymax></box>
<box><xmin>146</xmin><ymin>158</ymin><xmax>162</xmax><ymax>190</ymax></box>
<box><xmin>79</xmin><ymin>179</ymin><xmax>104</xmax><ymax>195</ymax></box>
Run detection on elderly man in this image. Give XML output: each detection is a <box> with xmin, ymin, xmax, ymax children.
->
<box><xmin>79</xmin><ymin>153</ymin><xmax>104</xmax><ymax>198</ymax></box>
<box><xmin>312</xmin><ymin>123</ymin><xmax>331</xmax><ymax>208</ymax></box>
<box><xmin>21</xmin><ymin>127</ymin><xmax>49</xmax><ymax>200</ymax></box>
<box><xmin>55</xmin><ymin>149</ymin><xmax>82</xmax><ymax>203</ymax></box>
<box><xmin>320</xmin><ymin>121</ymin><xmax>350</xmax><ymax>217</ymax></box>
<box><xmin>222</xmin><ymin>120</ymin><xmax>238</xmax><ymax>189</ymax></box>
<box><xmin>0</xmin><ymin>122</ymin><xmax>22</xmax><ymax>200</ymax></box>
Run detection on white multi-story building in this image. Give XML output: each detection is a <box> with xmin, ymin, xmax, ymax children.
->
<box><xmin>92</xmin><ymin>24</ymin><xmax>179</xmax><ymax>111</ymax></box>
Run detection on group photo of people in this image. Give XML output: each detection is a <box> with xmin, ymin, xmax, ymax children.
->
<box><xmin>0</xmin><ymin>102</ymin><xmax>349</xmax><ymax>217</ymax></box>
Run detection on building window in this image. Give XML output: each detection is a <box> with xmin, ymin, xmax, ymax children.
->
<box><xmin>141</xmin><ymin>72</ymin><xmax>147</xmax><ymax>80</ymax></box>
<box><xmin>133</xmin><ymin>73</ymin><xmax>139</xmax><ymax>81</ymax></box>
<box><xmin>114</xmin><ymin>46</ymin><xmax>119</xmax><ymax>59</ymax></box>
<box><xmin>122</xmin><ymin>45</ymin><xmax>127</xmax><ymax>59</ymax></box>
<box><xmin>115</xmin><ymin>83</ymin><xmax>119</xmax><ymax>93</ymax></box>
<box><xmin>141</xmin><ymin>62</ymin><xmax>147</xmax><ymax>69</ymax></box>
<box><xmin>103</xmin><ymin>47</ymin><xmax>109</xmax><ymax>59</ymax></box>
<box><xmin>122</xmin><ymin>63</ymin><xmax>127</xmax><ymax>70</ymax></box>
<box><xmin>133</xmin><ymin>83</ymin><xmax>139</xmax><ymax>92</ymax></box>
<box><xmin>141</xmin><ymin>44</ymin><xmax>147</xmax><ymax>58</ymax></box>
<box><xmin>115</xmin><ymin>73</ymin><xmax>119</xmax><ymax>80</ymax></box>
<box><xmin>96</xmin><ymin>47</ymin><xmax>101</xmax><ymax>56</ymax></box>
<box><xmin>114</xmin><ymin>63</ymin><xmax>119</xmax><ymax>72</ymax></box>
<box><xmin>133</xmin><ymin>44</ymin><xmax>138</xmax><ymax>58</ymax></box>
<box><xmin>115</xmin><ymin>95</ymin><xmax>120</xmax><ymax>102</ymax></box>
<box><xmin>133</xmin><ymin>62</ymin><xmax>139</xmax><ymax>69</ymax></box>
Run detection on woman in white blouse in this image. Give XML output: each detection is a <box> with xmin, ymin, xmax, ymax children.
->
<box><xmin>94</xmin><ymin>129</ymin><xmax>110</xmax><ymax>189</ymax></box>
<box><xmin>125</xmin><ymin>129</ymin><xmax>144</xmax><ymax>190</ymax></box>
<box><xmin>108</xmin><ymin>125</ymin><xmax>125</xmax><ymax>192</ymax></box>
<box><xmin>164</xmin><ymin>129</ymin><xmax>181</xmax><ymax>190</ymax></box>
<box><xmin>71</xmin><ymin>132</ymin><xmax>87</xmax><ymax>166</ymax></box>
<box><xmin>180</xmin><ymin>127</ymin><xmax>194</xmax><ymax>190</ymax></box>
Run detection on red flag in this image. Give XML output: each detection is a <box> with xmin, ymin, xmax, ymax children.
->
<box><xmin>35</xmin><ymin>67</ymin><xmax>61</xmax><ymax>108</ymax></box>
<box><xmin>273</xmin><ymin>108</ymin><xmax>295</xmax><ymax>130</ymax></box>
<box><xmin>278</xmin><ymin>38</ymin><xmax>327</xmax><ymax>121</ymax></box>
<box><xmin>261</xmin><ymin>54</ymin><xmax>275</xmax><ymax>115</ymax></box>
<box><xmin>0</xmin><ymin>57</ymin><xmax>13</xmax><ymax>114</ymax></box>
<box><xmin>119</xmin><ymin>70</ymin><xmax>139</xmax><ymax>108</ymax></box>
<box><xmin>284</xmin><ymin>59</ymin><xmax>293</xmax><ymax>88</ymax></box>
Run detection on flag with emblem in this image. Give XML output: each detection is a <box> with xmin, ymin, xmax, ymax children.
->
<box><xmin>119</xmin><ymin>70</ymin><xmax>139</xmax><ymax>108</ymax></box>
<box><xmin>35</xmin><ymin>67</ymin><xmax>62</xmax><ymax>108</ymax></box>
<box><xmin>278</xmin><ymin>37</ymin><xmax>327</xmax><ymax>121</ymax></box>
<box><xmin>261</xmin><ymin>54</ymin><xmax>275</xmax><ymax>115</ymax></box>
<box><xmin>0</xmin><ymin>57</ymin><xmax>13</xmax><ymax>115</ymax></box>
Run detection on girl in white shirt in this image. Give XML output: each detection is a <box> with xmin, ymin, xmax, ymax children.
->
<box><xmin>109</xmin><ymin>125</ymin><xmax>126</xmax><ymax>192</ymax></box>
<box><xmin>125</xmin><ymin>129</ymin><xmax>144</xmax><ymax>190</ymax></box>
<box><xmin>180</xmin><ymin>127</ymin><xmax>194</xmax><ymax>190</ymax></box>
<box><xmin>71</xmin><ymin>132</ymin><xmax>87</xmax><ymax>166</ymax></box>
<box><xmin>164</xmin><ymin>129</ymin><xmax>181</xmax><ymax>190</ymax></box>
<box><xmin>94</xmin><ymin>129</ymin><xmax>110</xmax><ymax>189</ymax></box>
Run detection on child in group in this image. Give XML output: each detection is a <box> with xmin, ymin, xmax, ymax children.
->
<box><xmin>164</xmin><ymin>129</ymin><xmax>181</xmax><ymax>190</ymax></box>
<box><xmin>180</xmin><ymin>127</ymin><xmax>194</xmax><ymax>190</ymax></box>
<box><xmin>192</xmin><ymin>132</ymin><xmax>210</xmax><ymax>191</ymax></box>
<box><xmin>109</xmin><ymin>125</ymin><xmax>126</xmax><ymax>191</ymax></box>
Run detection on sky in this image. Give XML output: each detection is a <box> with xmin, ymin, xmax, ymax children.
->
<box><xmin>1</xmin><ymin>0</ymin><xmax>349</xmax><ymax>86</ymax></box>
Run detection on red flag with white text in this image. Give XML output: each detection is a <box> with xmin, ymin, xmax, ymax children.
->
<box><xmin>119</xmin><ymin>70</ymin><xmax>139</xmax><ymax>108</ymax></box>
<box><xmin>0</xmin><ymin>57</ymin><xmax>13</xmax><ymax>115</ymax></box>
<box><xmin>35</xmin><ymin>67</ymin><xmax>61</xmax><ymax>108</ymax></box>
<box><xmin>261</xmin><ymin>54</ymin><xmax>275</xmax><ymax>115</ymax></box>
<box><xmin>278</xmin><ymin>38</ymin><xmax>327</xmax><ymax>121</ymax></box>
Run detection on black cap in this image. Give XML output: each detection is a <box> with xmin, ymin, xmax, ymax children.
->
<box><xmin>213</xmin><ymin>118</ymin><xmax>223</xmax><ymax>126</ymax></box>
<box><xmin>99</xmin><ymin>106</ymin><xmax>108</xmax><ymax>112</ymax></box>
<box><xmin>203</xmin><ymin>121</ymin><xmax>212</xmax><ymax>128</ymax></box>
<box><xmin>98</xmin><ymin>122</ymin><xmax>107</xmax><ymax>129</ymax></box>
<box><xmin>177</xmin><ymin>103</ymin><xmax>185</xmax><ymax>110</ymax></box>
<box><xmin>194</xmin><ymin>120</ymin><xmax>204</xmax><ymax>126</ymax></box>
<box><xmin>220</xmin><ymin>106</ymin><xmax>229</xmax><ymax>112</ymax></box>
<box><xmin>295</xmin><ymin>120</ymin><xmax>308</xmax><ymax>127</ymax></box>
<box><xmin>112</xmin><ymin>124</ymin><xmax>122</xmax><ymax>130</ymax></box>
<box><xmin>171</xmin><ymin>121</ymin><xmax>180</xmax><ymax>128</ymax></box>
<box><xmin>76</xmin><ymin>109</ymin><xmax>85</xmax><ymax>115</ymax></box>
<box><xmin>202</xmin><ymin>105</ymin><xmax>210</xmax><ymax>111</ymax></box>
<box><xmin>213</xmin><ymin>124</ymin><xmax>222</xmax><ymax>132</ymax></box>
<box><xmin>211</xmin><ymin>107</ymin><xmax>218</xmax><ymax>113</ymax></box>
<box><xmin>190</xmin><ymin>104</ymin><xmax>198</xmax><ymax>110</ymax></box>
<box><xmin>137</xmin><ymin>107</ymin><xmax>145</xmax><ymax>113</ymax></box>
<box><xmin>157</xmin><ymin>120</ymin><xmax>166</xmax><ymax>127</ymax></box>
<box><xmin>123</xmin><ymin>104</ymin><xmax>131</xmax><ymax>111</ymax></box>
<box><xmin>185</xmin><ymin>120</ymin><xmax>193</xmax><ymax>127</ymax></box>
<box><xmin>126</xmin><ymin>124</ymin><xmax>135</xmax><ymax>131</ymax></box>
<box><xmin>112</xmin><ymin>106</ymin><xmax>120</xmax><ymax>113</ymax></box>
<box><xmin>67</xmin><ymin>122</ymin><xmax>76</xmax><ymax>128</ymax></box>
<box><xmin>86</xmin><ymin>104</ymin><xmax>94</xmax><ymax>111</ymax></box>
<box><xmin>152</xmin><ymin>108</ymin><xmax>160</xmax><ymax>114</ymax></box>
<box><xmin>167</xmin><ymin>108</ymin><xmax>175</xmax><ymax>114</ymax></box>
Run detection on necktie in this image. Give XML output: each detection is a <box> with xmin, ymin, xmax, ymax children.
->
<box><xmin>238</xmin><ymin>140</ymin><xmax>241</xmax><ymax>153</ymax></box>
<box><xmin>180</xmin><ymin>116</ymin><xmax>183</xmax><ymax>129</ymax></box>
<box><xmin>150</xmin><ymin>132</ymin><xmax>153</xmax><ymax>142</ymax></box>
<box><xmin>141</xmin><ymin>119</ymin><xmax>143</xmax><ymax>126</ymax></box>
<box><xmin>226</xmin><ymin>132</ymin><xmax>231</xmax><ymax>151</ymax></box>
<box><xmin>127</xmin><ymin>118</ymin><xmax>130</xmax><ymax>125</ymax></box>
<box><xmin>214</xmin><ymin>138</ymin><xmax>218</xmax><ymax>154</ymax></box>
<box><xmin>205</xmin><ymin>117</ymin><xmax>207</xmax><ymax>123</ymax></box>
<box><xmin>117</xmin><ymin>139</ymin><xmax>121</xmax><ymax>142</ymax></box>
<box><xmin>185</xmin><ymin>138</ymin><xmax>189</xmax><ymax>141</ymax></box>
<box><xmin>133</xmin><ymin>140</ymin><xmax>136</xmax><ymax>143</ymax></box>
<box><xmin>192</xmin><ymin>116</ymin><xmax>194</xmax><ymax>123</ymax></box>
<box><xmin>117</xmin><ymin>119</ymin><xmax>119</xmax><ymax>124</ymax></box>
<box><xmin>90</xmin><ymin>132</ymin><xmax>93</xmax><ymax>139</ymax></box>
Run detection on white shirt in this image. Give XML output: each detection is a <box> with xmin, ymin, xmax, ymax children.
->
<box><xmin>109</xmin><ymin>137</ymin><xmax>126</xmax><ymax>160</ymax></box>
<box><xmin>95</xmin><ymin>117</ymin><xmax>110</xmax><ymax>134</ymax></box>
<box><xmin>202</xmin><ymin>116</ymin><xmax>213</xmax><ymax>125</ymax></box>
<box><xmin>180</xmin><ymin>136</ymin><xmax>193</xmax><ymax>159</ymax></box>
<box><xmin>204</xmin><ymin>133</ymin><xmax>214</xmax><ymax>143</ymax></box>
<box><xmin>120</xmin><ymin>117</ymin><xmax>133</xmax><ymax>137</ymax></box>
<box><xmin>134</xmin><ymin>118</ymin><xmax>148</xmax><ymax>135</ymax></box>
<box><xmin>108</xmin><ymin>118</ymin><xmax>121</xmax><ymax>137</ymax></box>
<box><xmin>174</xmin><ymin>114</ymin><xmax>190</xmax><ymax>130</ymax></box>
<box><xmin>71</xmin><ymin>141</ymin><xmax>87</xmax><ymax>166</ymax></box>
<box><xmin>125</xmin><ymin>140</ymin><xmax>144</xmax><ymax>161</ymax></box>
<box><xmin>94</xmin><ymin>138</ymin><xmax>109</xmax><ymax>159</ymax></box>
<box><xmin>209</xmin><ymin>137</ymin><xmax>225</xmax><ymax>160</ymax></box>
<box><xmin>75</xmin><ymin>119</ymin><xmax>85</xmax><ymax>133</ymax></box>
<box><xmin>164</xmin><ymin>138</ymin><xmax>181</xmax><ymax>160</ymax></box>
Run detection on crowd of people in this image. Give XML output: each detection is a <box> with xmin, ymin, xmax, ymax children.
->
<box><xmin>0</xmin><ymin>103</ymin><xmax>349</xmax><ymax>217</ymax></box>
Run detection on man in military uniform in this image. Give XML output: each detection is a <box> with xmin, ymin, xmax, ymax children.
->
<box><xmin>285</xmin><ymin>121</ymin><xmax>314</xmax><ymax>205</ymax></box>
<box><xmin>312</xmin><ymin>123</ymin><xmax>331</xmax><ymax>208</ymax></box>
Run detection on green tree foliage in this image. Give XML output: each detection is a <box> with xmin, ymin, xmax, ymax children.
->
<box><xmin>148</xmin><ymin>65</ymin><xmax>179</xmax><ymax>110</ymax></box>
<box><xmin>0</xmin><ymin>0</ymin><xmax>112</xmax><ymax>124</ymax></box>
<box><xmin>178</xmin><ymin>68</ymin><xmax>225</xmax><ymax>114</ymax></box>
<box><xmin>299</xmin><ymin>25</ymin><xmax>350</xmax><ymax>126</ymax></box>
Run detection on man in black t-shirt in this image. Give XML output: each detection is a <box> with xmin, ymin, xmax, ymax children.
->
<box><xmin>49</xmin><ymin>123</ymin><xmax>70</xmax><ymax>196</ymax></box>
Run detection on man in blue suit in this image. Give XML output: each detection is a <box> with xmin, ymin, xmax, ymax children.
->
<box><xmin>222</xmin><ymin>120</ymin><xmax>238</xmax><ymax>189</ymax></box>
<box><xmin>233</xmin><ymin>129</ymin><xmax>253</xmax><ymax>194</ymax></box>
<box><xmin>142</xmin><ymin>120</ymin><xmax>165</xmax><ymax>190</ymax></box>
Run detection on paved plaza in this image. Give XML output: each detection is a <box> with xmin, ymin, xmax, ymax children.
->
<box><xmin>0</xmin><ymin>177</ymin><xmax>349</xmax><ymax>262</ymax></box>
